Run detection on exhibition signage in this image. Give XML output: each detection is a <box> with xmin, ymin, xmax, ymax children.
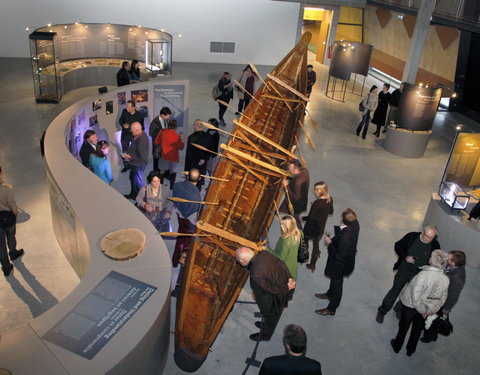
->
<box><xmin>397</xmin><ymin>83</ymin><xmax>443</xmax><ymax>131</ymax></box>
<box><xmin>154</xmin><ymin>82</ymin><xmax>189</xmax><ymax>129</ymax></box>
<box><xmin>43</xmin><ymin>271</ymin><xmax>157</xmax><ymax>359</ymax></box>
<box><xmin>443</xmin><ymin>132</ymin><xmax>480</xmax><ymax>187</ymax></box>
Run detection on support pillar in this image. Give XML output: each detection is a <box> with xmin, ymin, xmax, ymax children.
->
<box><xmin>402</xmin><ymin>0</ymin><xmax>437</xmax><ymax>84</ymax></box>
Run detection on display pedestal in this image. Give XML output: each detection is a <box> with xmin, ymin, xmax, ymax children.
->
<box><xmin>423</xmin><ymin>193</ymin><xmax>480</xmax><ymax>268</ymax></box>
<box><xmin>384</xmin><ymin>126</ymin><xmax>432</xmax><ymax>158</ymax></box>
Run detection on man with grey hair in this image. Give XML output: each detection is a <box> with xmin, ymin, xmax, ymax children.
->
<box><xmin>391</xmin><ymin>250</ymin><xmax>449</xmax><ymax>356</ymax></box>
<box><xmin>122</xmin><ymin>122</ymin><xmax>149</xmax><ymax>200</ymax></box>
<box><xmin>235</xmin><ymin>247</ymin><xmax>296</xmax><ymax>342</ymax></box>
<box><xmin>259</xmin><ymin>324</ymin><xmax>322</xmax><ymax>374</ymax></box>
<box><xmin>376</xmin><ymin>224</ymin><xmax>440</xmax><ymax>323</ymax></box>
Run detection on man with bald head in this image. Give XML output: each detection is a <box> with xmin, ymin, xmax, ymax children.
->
<box><xmin>122</xmin><ymin>122</ymin><xmax>149</xmax><ymax>200</ymax></box>
<box><xmin>376</xmin><ymin>224</ymin><xmax>440</xmax><ymax>324</ymax></box>
<box><xmin>236</xmin><ymin>247</ymin><xmax>296</xmax><ymax>342</ymax></box>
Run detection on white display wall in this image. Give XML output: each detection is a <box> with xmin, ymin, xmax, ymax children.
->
<box><xmin>0</xmin><ymin>0</ymin><xmax>300</xmax><ymax>65</ymax></box>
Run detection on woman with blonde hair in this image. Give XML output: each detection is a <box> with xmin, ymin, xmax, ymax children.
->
<box><xmin>270</xmin><ymin>215</ymin><xmax>302</xmax><ymax>280</ymax></box>
<box><xmin>303</xmin><ymin>181</ymin><xmax>334</xmax><ymax>272</ymax></box>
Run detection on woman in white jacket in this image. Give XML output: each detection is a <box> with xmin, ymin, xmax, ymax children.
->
<box><xmin>391</xmin><ymin>250</ymin><xmax>449</xmax><ymax>356</ymax></box>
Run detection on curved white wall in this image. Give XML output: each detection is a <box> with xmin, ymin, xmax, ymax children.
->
<box><xmin>0</xmin><ymin>0</ymin><xmax>300</xmax><ymax>64</ymax></box>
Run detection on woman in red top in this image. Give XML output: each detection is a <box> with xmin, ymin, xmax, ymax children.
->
<box><xmin>157</xmin><ymin>119</ymin><xmax>185</xmax><ymax>189</ymax></box>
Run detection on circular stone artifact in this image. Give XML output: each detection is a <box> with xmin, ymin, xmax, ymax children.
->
<box><xmin>101</xmin><ymin>228</ymin><xmax>146</xmax><ymax>261</ymax></box>
<box><xmin>0</xmin><ymin>369</ymin><xmax>13</xmax><ymax>375</ymax></box>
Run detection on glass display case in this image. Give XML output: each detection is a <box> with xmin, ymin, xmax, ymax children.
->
<box><xmin>145</xmin><ymin>36</ymin><xmax>172</xmax><ymax>75</ymax></box>
<box><xmin>29</xmin><ymin>31</ymin><xmax>62</xmax><ymax>103</ymax></box>
<box><xmin>438</xmin><ymin>181</ymin><xmax>470</xmax><ymax>211</ymax></box>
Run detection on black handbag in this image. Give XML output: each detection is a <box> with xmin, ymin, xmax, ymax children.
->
<box><xmin>437</xmin><ymin>316</ymin><xmax>453</xmax><ymax>336</ymax></box>
<box><xmin>297</xmin><ymin>236</ymin><xmax>309</xmax><ymax>263</ymax></box>
<box><xmin>359</xmin><ymin>101</ymin><xmax>365</xmax><ymax>112</ymax></box>
<box><xmin>0</xmin><ymin>210</ymin><xmax>16</xmax><ymax>228</ymax></box>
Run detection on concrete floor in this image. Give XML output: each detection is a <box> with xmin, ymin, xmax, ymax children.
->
<box><xmin>0</xmin><ymin>56</ymin><xmax>479</xmax><ymax>374</ymax></box>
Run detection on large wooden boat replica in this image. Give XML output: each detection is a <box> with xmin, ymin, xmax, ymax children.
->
<box><xmin>174</xmin><ymin>32</ymin><xmax>312</xmax><ymax>372</ymax></box>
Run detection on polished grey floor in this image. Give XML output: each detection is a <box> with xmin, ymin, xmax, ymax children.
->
<box><xmin>0</xmin><ymin>56</ymin><xmax>479</xmax><ymax>374</ymax></box>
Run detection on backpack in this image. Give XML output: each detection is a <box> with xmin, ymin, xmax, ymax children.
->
<box><xmin>212</xmin><ymin>85</ymin><xmax>221</xmax><ymax>99</ymax></box>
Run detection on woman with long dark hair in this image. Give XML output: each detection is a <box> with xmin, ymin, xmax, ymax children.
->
<box><xmin>129</xmin><ymin>59</ymin><xmax>141</xmax><ymax>82</ymax></box>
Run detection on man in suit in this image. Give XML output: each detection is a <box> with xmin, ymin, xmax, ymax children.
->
<box><xmin>315</xmin><ymin>208</ymin><xmax>360</xmax><ymax>316</ymax></box>
<box><xmin>122</xmin><ymin>122</ymin><xmax>149</xmax><ymax>200</ymax></box>
<box><xmin>280</xmin><ymin>159</ymin><xmax>310</xmax><ymax>229</ymax></box>
<box><xmin>118</xmin><ymin>100</ymin><xmax>145</xmax><ymax>172</ymax></box>
<box><xmin>235</xmin><ymin>247</ymin><xmax>296</xmax><ymax>342</ymax></box>
<box><xmin>116</xmin><ymin>61</ymin><xmax>130</xmax><ymax>87</ymax></box>
<box><xmin>149</xmin><ymin>106</ymin><xmax>172</xmax><ymax>172</ymax></box>
<box><xmin>259</xmin><ymin>324</ymin><xmax>322</xmax><ymax>375</ymax></box>
<box><xmin>79</xmin><ymin>130</ymin><xmax>97</xmax><ymax>169</ymax></box>
<box><xmin>376</xmin><ymin>224</ymin><xmax>440</xmax><ymax>323</ymax></box>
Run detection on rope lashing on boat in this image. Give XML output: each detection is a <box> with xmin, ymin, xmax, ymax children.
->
<box><xmin>266</xmin><ymin>73</ymin><xmax>310</xmax><ymax>102</ymax></box>
<box><xmin>216</xmin><ymin>99</ymin><xmax>254</xmax><ymax>122</ymax></box>
<box><xmin>233</xmin><ymin>79</ymin><xmax>263</xmax><ymax>107</ymax></box>
<box><xmin>232</xmin><ymin>119</ymin><xmax>298</xmax><ymax>160</ymax></box>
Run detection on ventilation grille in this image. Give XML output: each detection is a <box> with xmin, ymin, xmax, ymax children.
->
<box><xmin>210</xmin><ymin>42</ymin><xmax>235</xmax><ymax>53</ymax></box>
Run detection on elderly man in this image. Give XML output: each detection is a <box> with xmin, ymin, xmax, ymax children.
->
<box><xmin>376</xmin><ymin>224</ymin><xmax>440</xmax><ymax>324</ymax></box>
<box><xmin>391</xmin><ymin>250</ymin><xmax>449</xmax><ymax>356</ymax></box>
<box><xmin>122</xmin><ymin>122</ymin><xmax>149</xmax><ymax>200</ymax></box>
<box><xmin>279</xmin><ymin>159</ymin><xmax>309</xmax><ymax>228</ymax></box>
<box><xmin>118</xmin><ymin>100</ymin><xmax>145</xmax><ymax>172</ymax></box>
<box><xmin>79</xmin><ymin>130</ymin><xmax>98</xmax><ymax>169</ymax></box>
<box><xmin>235</xmin><ymin>247</ymin><xmax>296</xmax><ymax>342</ymax></box>
<box><xmin>171</xmin><ymin>168</ymin><xmax>202</xmax><ymax>267</ymax></box>
<box><xmin>259</xmin><ymin>324</ymin><xmax>322</xmax><ymax>375</ymax></box>
<box><xmin>315</xmin><ymin>208</ymin><xmax>359</xmax><ymax>316</ymax></box>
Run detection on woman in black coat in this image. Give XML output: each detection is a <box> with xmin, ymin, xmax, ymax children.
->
<box><xmin>216</xmin><ymin>72</ymin><xmax>233</xmax><ymax>126</ymax></box>
<box><xmin>371</xmin><ymin>83</ymin><xmax>391</xmax><ymax>137</ymax></box>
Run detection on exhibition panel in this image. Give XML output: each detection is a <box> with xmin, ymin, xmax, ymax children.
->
<box><xmin>0</xmin><ymin>80</ymin><xmax>193</xmax><ymax>374</ymax></box>
<box><xmin>29</xmin><ymin>23</ymin><xmax>173</xmax><ymax>102</ymax></box>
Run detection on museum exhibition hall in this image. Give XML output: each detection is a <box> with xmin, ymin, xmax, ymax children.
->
<box><xmin>0</xmin><ymin>0</ymin><xmax>479</xmax><ymax>374</ymax></box>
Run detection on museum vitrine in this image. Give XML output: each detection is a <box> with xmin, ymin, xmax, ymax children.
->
<box><xmin>29</xmin><ymin>31</ymin><xmax>62</xmax><ymax>103</ymax></box>
<box><xmin>145</xmin><ymin>36</ymin><xmax>172</xmax><ymax>75</ymax></box>
<box><xmin>438</xmin><ymin>181</ymin><xmax>470</xmax><ymax>211</ymax></box>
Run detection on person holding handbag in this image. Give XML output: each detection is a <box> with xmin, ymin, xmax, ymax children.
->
<box><xmin>356</xmin><ymin>85</ymin><xmax>378</xmax><ymax>139</ymax></box>
<box><xmin>0</xmin><ymin>166</ymin><xmax>25</xmax><ymax>277</ymax></box>
<box><xmin>135</xmin><ymin>170</ymin><xmax>172</xmax><ymax>232</ymax></box>
<box><xmin>304</xmin><ymin>181</ymin><xmax>334</xmax><ymax>273</ymax></box>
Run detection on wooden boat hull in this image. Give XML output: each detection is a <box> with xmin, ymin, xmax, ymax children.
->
<box><xmin>174</xmin><ymin>32</ymin><xmax>311</xmax><ymax>372</ymax></box>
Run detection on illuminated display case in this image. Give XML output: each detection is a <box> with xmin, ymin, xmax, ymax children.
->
<box><xmin>145</xmin><ymin>37</ymin><xmax>172</xmax><ymax>75</ymax></box>
<box><xmin>29</xmin><ymin>31</ymin><xmax>62</xmax><ymax>103</ymax></box>
<box><xmin>438</xmin><ymin>181</ymin><xmax>470</xmax><ymax>210</ymax></box>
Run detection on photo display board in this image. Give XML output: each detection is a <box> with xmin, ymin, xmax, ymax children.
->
<box><xmin>397</xmin><ymin>83</ymin><xmax>443</xmax><ymax>131</ymax></box>
<box><xmin>328</xmin><ymin>41</ymin><xmax>373</xmax><ymax>80</ymax></box>
<box><xmin>444</xmin><ymin>132</ymin><xmax>480</xmax><ymax>187</ymax></box>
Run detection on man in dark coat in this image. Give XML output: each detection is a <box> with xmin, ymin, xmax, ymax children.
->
<box><xmin>149</xmin><ymin>106</ymin><xmax>172</xmax><ymax>172</ymax></box>
<box><xmin>184</xmin><ymin>120</ymin><xmax>211</xmax><ymax>188</ymax></box>
<box><xmin>79</xmin><ymin>130</ymin><xmax>97</xmax><ymax>169</ymax></box>
<box><xmin>315</xmin><ymin>208</ymin><xmax>359</xmax><ymax>316</ymax></box>
<box><xmin>384</xmin><ymin>82</ymin><xmax>404</xmax><ymax>132</ymax></box>
<box><xmin>118</xmin><ymin>100</ymin><xmax>145</xmax><ymax>172</ymax></box>
<box><xmin>116</xmin><ymin>61</ymin><xmax>130</xmax><ymax>87</ymax></box>
<box><xmin>122</xmin><ymin>122</ymin><xmax>149</xmax><ymax>200</ymax></box>
<box><xmin>171</xmin><ymin>168</ymin><xmax>202</xmax><ymax>267</ymax></box>
<box><xmin>236</xmin><ymin>247</ymin><xmax>296</xmax><ymax>341</ymax></box>
<box><xmin>280</xmin><ymin>159</ymin><xmax>310</xmax><ymax>229</ymax></box>
<box><xmin>259</xmin><ymin>324</ymin><xmax>322</xmax><ymax>375</ymax></box>
<box><xmin>376</xmin><ymin>224</ymin><xmax>440</xmax><ymax>323</ymax></box>
<box><xmin>306</xmin><ymin>64</ymin><xmax>316</xmax><ymax>97</ymax></box>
